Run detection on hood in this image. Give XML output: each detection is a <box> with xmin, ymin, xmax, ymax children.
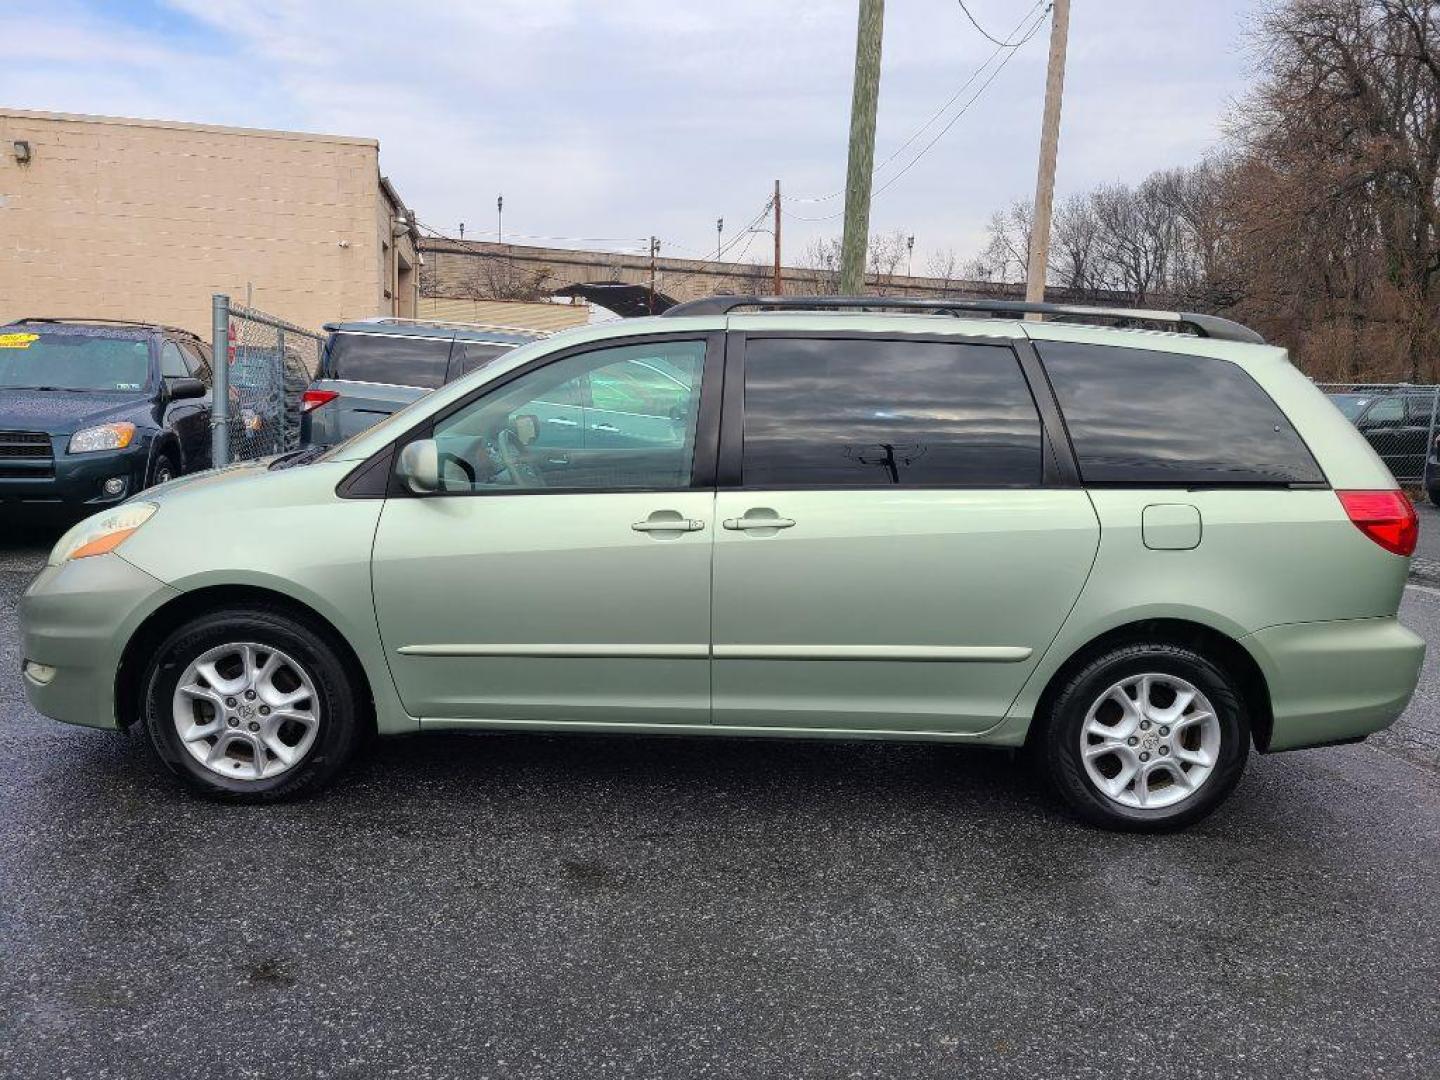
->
<box><xmin>140</xmin><ymin>456</ymin><xmax>276</xmax><ymax>502</ymax></box>
<box><xmin>0</xmin><ymin>388</ymin><xmax>147</xmax><ymax>435</ymax></box>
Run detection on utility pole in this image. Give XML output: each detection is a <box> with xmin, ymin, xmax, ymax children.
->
<box><xmin>840</xmin><ymin>0</ymin><xmax>885</xmax><ymax>295</ymax></box>
<box><xmin>458</xmin><ymin>222</ymin><xmax>465</xmax><ymax>241</ymax></box>
<box><xmin>648</xmin><ymin>236</ymin><xmax>659</xmax><ymax>315</ymax></box>
<box><xmin>497</xmin><ymin>194</ymin><xmax>504</xmax><ymax>244</ymax></box>
<box><xmin>716</xmin><ymin>217</ymin><xmax>724</xmax><ymax>262</ymax></box>
<box><xmin>906</xmin><ymin>234</ymin><xmax>915</xmax><ymax>284</ymax></box>
<box><xmin>772</xmin><ymin>179</ymin><xmax>783</xmax><ymax>295</ymax></box>
<box><xmin>1025</xmin><ymin>0</ymin><xmax>1070</xmax><ymax>305</ymax></box>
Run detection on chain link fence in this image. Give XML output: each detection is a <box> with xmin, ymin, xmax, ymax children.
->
<box><xmin>212</xmin><ymin>297</ymin><xmax>323</xmax><ymax>465</ymax></box>
<box><xmin>1315</xmin><ymin>382</ymin><xmax>1440</xmax><ymax>485</ymax></box>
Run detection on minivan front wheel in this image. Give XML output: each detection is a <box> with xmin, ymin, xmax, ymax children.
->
<box><xmin>141</xmin><ymin>607</ymin><xmax>362</xmax><ymax>800</ymax></box>
<box><xmin>1038</xmin><ymin>643</ymin><xmax>1250</xmax><ymax>831</ymax></box>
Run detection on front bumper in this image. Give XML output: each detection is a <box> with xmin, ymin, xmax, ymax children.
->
<box><xmin>20</xmin><ymin>553</ymin><xmax>178</xmax><ymax>730</ymax></box>
<box><xmin>1244</xmin><ymin>616</ymin><xmax>1425</xmax><ymax>751</ymax></box>
<box><xmin>0</xmin><ymin>437</ymin><xmax>150</xmax><ymax>512</ymax></box>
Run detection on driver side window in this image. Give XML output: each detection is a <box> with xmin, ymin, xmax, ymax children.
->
<box><xmin>430</xmin><ymin>339</ymin><xmax>706</xmax><ymax>492</ymax></box>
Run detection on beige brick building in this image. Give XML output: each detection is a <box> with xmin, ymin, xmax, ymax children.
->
<box><xmin>0</xmin><ymin>108</ymin><xmax>419</xmax><ymax>338</ymax></box>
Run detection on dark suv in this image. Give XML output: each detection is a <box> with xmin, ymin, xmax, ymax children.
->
<box><xmin>0</xmin><ymin>318</ymin><xmax>213</xmax><ymax>515</ymax></box>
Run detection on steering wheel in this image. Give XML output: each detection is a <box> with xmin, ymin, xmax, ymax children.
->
<box><xmin>497</xmin><ymin>427</ymin><xmax>546</xmax><ymax>488</ymax></box>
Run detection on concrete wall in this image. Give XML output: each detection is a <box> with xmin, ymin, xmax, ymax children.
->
<box><xmin>417</xmin><ymin>297</ymin><xmax>591</xmax><ymax>333</ymax></box>
<box><xmin>420</xmin><ymin>238</ymin><xmax>1019</xmax><ymax>306</ymax></box>
<box><xmin>0</xmin><ymin>108</ymin><xmax>413</xmax><ymax>338</ymax></box>
<box><xmin>420</xmin><ymin>238</ymin><xmax>1148</xmax><ymax>311</ymax></box>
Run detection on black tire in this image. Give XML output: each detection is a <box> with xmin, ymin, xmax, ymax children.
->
<box><xmin>1035</xmin><ymin>642</ymin><xmax>1250</xmax><ymax>832</ymax></box>
<box><xmin>146</xmin><ymin>449</ymin><xmax>178</xmax><ymax>488</ymax></box>
<box><xmin>1428</xmin><ymin>487</ymin><xmax>1440</xmax><ymax>508</ymax></box>
<box><xmin>141</xmin><ymin>606</ymin><xmax>363</xmax><ymax>801</ymax></box>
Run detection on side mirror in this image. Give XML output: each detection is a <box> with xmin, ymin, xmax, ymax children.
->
<box><xmin>396</xmin><ymin>438</ymin><xmax>441</xmax><ymax>495</ymax></box>
<box><xmin>167</xmin><ymin>376</ymin><xmax>207</xmax><ymax>400</ymax></box>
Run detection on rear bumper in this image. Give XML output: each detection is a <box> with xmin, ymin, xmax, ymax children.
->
<box><xmin>19</xmin><ymin>553</ymin><xmax>178</xmax><ymax>730</ymax></box>
<box><xmin>1243</xmin><ymin>616</ymin><xmax>1425</xmax><ymax>751</ymax></box>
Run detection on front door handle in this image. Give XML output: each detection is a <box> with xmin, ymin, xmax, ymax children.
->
<box><xmin>546</xmin><ymin>417</ymin><xmax>579</xmax><ymax>428</ymax></box>
<box><xmin>723</xmin><ymin>515</ymin><xmax>796</xmax><ymax>531</ymax></box>
<box><xmin>632</xmin><ymin>514</ymin><xmax>705</xmax><ymax>533</ymax></box>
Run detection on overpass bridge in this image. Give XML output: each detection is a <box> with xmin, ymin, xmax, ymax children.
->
<box><xmin>419</xmin><ymin>238</ymin><xmax>1140</xmax><ymax>314</ymax></box>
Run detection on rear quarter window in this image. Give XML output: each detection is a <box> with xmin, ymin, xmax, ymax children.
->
<box><xmin>325</xmin><ymin>333</ymin><xmax>453</xmax><ymax>389</ymax></box>
<box><xmin>1038</xmin><ymin>341</ymin><xmax>1324</xmax><ymax>485</ymax></box>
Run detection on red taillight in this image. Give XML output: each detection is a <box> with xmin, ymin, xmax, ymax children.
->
<box><xmin>1337</xmin><ymin>490</ymin><xmax>1418</xmax><ymax>557</ymax></box>
<box><xmin>301</xmin><ymin>389</ymin><xmax>339</xmax><ymax>413</ymax></box>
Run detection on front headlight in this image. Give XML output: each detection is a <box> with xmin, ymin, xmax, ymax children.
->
<box><xmin>49</xmin><ymin>502</ymin><xmax>159</xmax><ymax>564</ymax></box>
<box><xmin>69</xmin><ymin>422</ymin><xmax>137</xmax><ymax>454</ymax></box>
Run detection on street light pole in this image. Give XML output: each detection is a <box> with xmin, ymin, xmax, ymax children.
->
<box><xmin>840</xmin><ymin>0</ymin><xmax>885</xmax><ymax>295</ymax></box>
<box><xmin>1025</xmin><ymin>0</ymin><xmax>1070</xmax><ymax>304</ymax></box>
<box><xmin>716</xmin><ymin>217</ymin><xmax>724</xmax><ymax>262</ymax></box>
<box><xmin>497</xmin><ymin>194</ymin><xmax>504</xmax><ymax>244</ymax></box>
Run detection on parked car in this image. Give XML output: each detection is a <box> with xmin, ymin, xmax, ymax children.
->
<box><xmin>299</xmin><ymin>317</ymin><xmax>544</xmax><ymax>446</ymax></box>
<box><xmin>20</xmin><ymin>297</ymin><xmax>1424</xmax><ymax>831</ymax></box>
<box><xmin>0</xmin><ymin>317</ymin><xmax>212</xmax><ymax>516</ymax></box>
<box><xmin>1325</xmin><ymin>388</ymin><xmax>1436</xmax><ymax>484</ymax></box>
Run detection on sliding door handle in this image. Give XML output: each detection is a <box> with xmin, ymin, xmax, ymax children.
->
<box><xmin>723</xmin><ymin>516</ymin><xmax>796</xmax><ymax>531</ymax></box>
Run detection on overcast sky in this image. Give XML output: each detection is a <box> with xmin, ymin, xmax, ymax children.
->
<box><xmin>4</xmin><ymin>0</ymin><xmax>1263</xmax><ymax>270</ymax></box>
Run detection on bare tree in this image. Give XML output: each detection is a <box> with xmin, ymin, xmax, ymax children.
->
<box><xmin>457</xmin><ymin>253</ymin><xmax>556</xmax><ymax>302</ymax></box>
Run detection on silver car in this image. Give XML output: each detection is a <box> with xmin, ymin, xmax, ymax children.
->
<box><xmin>300</xmin><ymin>317</ymin><xmax>544</xmax><ymax>445</ymax></box>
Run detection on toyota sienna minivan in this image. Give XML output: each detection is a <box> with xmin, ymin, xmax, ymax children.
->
<box><xmin>20</xmin><ymin>297</ymin><xmax>1424</xmax><ymax>831</ymax></box>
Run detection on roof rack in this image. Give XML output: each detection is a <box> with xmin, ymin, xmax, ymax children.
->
<box><xmin>344</xmin><ymin>316</ymin><xmax>551</xmax><ymax>337</ymax></box>
<box><xmin>10</xmin><ymin>316</ymin><xmax>205</xmax><ymax>340</ymax></box>
<box><xmin>660</xmin><ymin>295</ymin><xmax>1265</xmax><ymax>344</ymax></box>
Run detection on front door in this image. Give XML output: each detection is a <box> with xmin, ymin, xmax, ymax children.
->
<box><xmin>372</xmin><ymin>336</ymin><xmax>717</xmax><ymax>726</ymax></box>
<box><xmin>710</xmin><ymin>334</ymin><xmax>1100</xmax><ymax>734</ymax></box>
<box><xmin>162</xmin><ymin>340</ymin><xmax>211</xmax><ymax>471</ymax></box>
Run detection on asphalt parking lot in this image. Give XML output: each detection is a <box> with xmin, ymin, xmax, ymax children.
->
<box><xmin>2</xmin><ymin>521</ymin><xmax>1438</xmax><ymax>1080</ymax></box>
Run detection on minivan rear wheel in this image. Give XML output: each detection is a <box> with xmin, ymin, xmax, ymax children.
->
<box><xmin>1037</xmin><ymin>642</ymin><xmax>1250</xmax><ymax>831</ymax></box>
<box><xmin>141</xmin><ymin>606</ymin><xmax>362</xmax><ymax>801</ymax></box>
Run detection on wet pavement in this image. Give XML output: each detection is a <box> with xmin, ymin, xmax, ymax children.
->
<box><xmin>1</xmin><ymin>532</ymin><xmax>1437</xmax><ymax>1079</ymax></box>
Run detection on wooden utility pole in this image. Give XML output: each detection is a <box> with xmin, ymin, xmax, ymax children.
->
<box><xmin>773</xmin><ymin>179</ymin><xmax>783</xmax><ymax>295</ymax></box>
<box><xmin>648</xmin><ymin>236</ymin><xmax>659</xmax><ymax>314</ymax></box>
<box><xmin>1025</xmin><ymin>0</ymin><xmax>1070</xmax><ymax>305</ymax></box>
<box><xmin>840</xmin><ymin>0</ymin><xmax>884</xmax><ymax>295</ymax></box>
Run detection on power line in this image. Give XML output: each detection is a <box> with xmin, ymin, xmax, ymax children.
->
<box><xmin>956</xmin><ymin>0</ymin><xmax>1049</xmax><ymax>48</ymax></box>
<box><xmin>867</xmin><ymin>3</ymin><xmax>1049</xmax><ymax>200</ymax></box>
<box><xmin>785</xmin><ymin>0</ymin><xmax>1047</xmax><ymax>209</ymax></box>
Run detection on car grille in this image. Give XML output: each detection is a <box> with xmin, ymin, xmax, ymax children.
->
<box><xmin>0</xmin><ymin>431</ymin><xmax>55</xmax><ymax>478</ymax></box>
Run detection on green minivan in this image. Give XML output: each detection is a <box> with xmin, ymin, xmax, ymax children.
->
<box><xmin>19</xmin><ymin>298</ymin><xmax>1425</xmax><ymax>830</ymax></box>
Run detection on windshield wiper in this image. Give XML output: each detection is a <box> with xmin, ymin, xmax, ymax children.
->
<box><xmin>7</xmin><ymin>385</ymin><xmax>86</xmax><ymax>392</ymax></box>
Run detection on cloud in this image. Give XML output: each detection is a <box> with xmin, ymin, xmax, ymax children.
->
<box><xmin>0</xmin><ymin>0</ymin><xmax>1260</xmax><ymax>268</ymax></box>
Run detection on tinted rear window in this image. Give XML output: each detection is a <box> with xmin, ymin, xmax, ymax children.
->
<box><xmin>454</xmin><ymin>341</ymin><xmax>511</xmax><ymax>378</ymax></box>
<box><xmin>325</xmin><ymin>333</ymin><xmax>452</xmax><ymax>389</ymax></box>
<box><xmin>1039</xmin><ymin>341</ymin><xmax>1324</xmax><ymax>485</ymax></box>
<box><xmin>741</xmin><ymin>337</ymin><xmax>1043</xmax><ymax>487</ymax></box>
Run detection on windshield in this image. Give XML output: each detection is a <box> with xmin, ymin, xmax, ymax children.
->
<box><xmin>325</xmin><ymin>332</ymin><xmax>452</xmax><ymax>389</ymax></box>
<box><xmin>1328</xmin><ymin>393</ymin><xmax>1372</xmax><ymax>420</ymax></box>
<box><xmin>0</xmin><ymin>331</ymin><xmax>151</xmax><ymax>391</ymax></box>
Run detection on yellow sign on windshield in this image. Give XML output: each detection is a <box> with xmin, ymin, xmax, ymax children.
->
<box><xmin>0</xmin><ymin>332</ymin><xmax>39</xmax><ymax>349</ymax></box>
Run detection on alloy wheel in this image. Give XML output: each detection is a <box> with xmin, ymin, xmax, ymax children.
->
<box><xmin>1079</xmin><ymin>672</ymin><xmax>1222</xmax><ymax>810</ymax></box>
<box><xmin>171</xmin><ymin>642</ymin><xmax>320</xmax><ymax>780</ymax></box>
